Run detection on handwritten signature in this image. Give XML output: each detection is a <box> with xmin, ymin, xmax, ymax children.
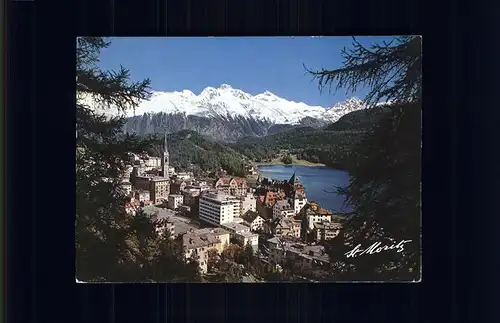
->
<box><xmin>345</xmin><ymin>240</ymin><xmax>412</xmax><ymax>258</ymax></box>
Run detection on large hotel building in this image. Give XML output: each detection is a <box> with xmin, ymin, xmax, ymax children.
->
<box><xmin>199</xmin><ymin>191</ymin><xmax>241</xmax><ymax>226</ymax></box>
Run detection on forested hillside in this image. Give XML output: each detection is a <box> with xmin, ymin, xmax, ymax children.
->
<box><xmin>230</xmin><ymin>106</ymin><xmax>394</xmax><ymax>171</ymax></box>
<box><xmin>148</xmin><ymin>130</ymin><xmax>251</xmax><ymax>177</ymax></box>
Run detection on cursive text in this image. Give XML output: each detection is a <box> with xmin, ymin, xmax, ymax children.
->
<box><xmin>344</xmin><ymin>240</ymin><xmax>412</xmax><ymax>258</ymax></box>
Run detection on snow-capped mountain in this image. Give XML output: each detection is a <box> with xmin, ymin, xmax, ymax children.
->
<box><xmin>121</xmin><ymin>84</ymin><xmax>367</xmax><ymax>141</ymax></box>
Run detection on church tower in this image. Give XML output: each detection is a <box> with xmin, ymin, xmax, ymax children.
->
<box><xmin>161</xmin><ymin>132</ymin><xmax>169</xmax><ymax>178</ymax></box>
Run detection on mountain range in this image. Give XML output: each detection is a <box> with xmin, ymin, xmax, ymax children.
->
<box><xmin>123</xmin><ymin>84</ymin><xmax>368</xmax><ymax>141</ymax></box>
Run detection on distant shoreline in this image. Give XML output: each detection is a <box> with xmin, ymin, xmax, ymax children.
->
<box><xmin>256</xmin><ymin>161</ymin><xmax>326</xmax><ymax>167</ymax></box>
<box><xmin>255</xmin><ymin>158</ymin><xmax>326</xmax><ymax>168</ymax></box>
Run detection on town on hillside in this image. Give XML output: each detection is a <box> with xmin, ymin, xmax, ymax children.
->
<box><xmin>120</xmin><ymin>131</ymin><xmax>345</xmax><ymax>281</ymax></box>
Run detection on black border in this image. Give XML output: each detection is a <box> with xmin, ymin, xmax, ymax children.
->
<box><xmin>5</xmin><ymin>0</ymin><xmax>470</xmax><ymax>322</ymax></box>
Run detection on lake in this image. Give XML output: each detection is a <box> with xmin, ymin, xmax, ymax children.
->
<box><xmin>257</xmin><ymin>165</ymin><xmax>351</xmax><ymax>213</ymax></box>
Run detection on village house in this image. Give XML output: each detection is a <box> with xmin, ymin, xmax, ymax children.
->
<box><xmin>234</xmin><ymin>231</ymin><xmax>259</xmax><ymax>252</ymax></box>
<box><xmin>240</xmin><ymin>192</ymin><xmax>257</xmax><ymax>215</ymax></box>
<box><xmin>264</xmin><ymin>216</ymin><xmax>302</xmax><ymax>238</ymax></box>
<box><xmin>142</xmin><ymin>206</ymin><xmax>195</xmax><ymax>238</ymax></box>
<box><xmin>298</xmin><ymin>201</ymin><xmax>334</xmax><ymax>230</ymax></box>
<box><xmin>241</xmin><ymin>210</ymin><xmax>265</xmax><ymax>232</ymax></box>
<box><xmin>195</xmin><ymin>228</ymin><xmax>231</xmax><ymax>253</ymax></box>
<box><xmin>220</xmin><ymin>221</ymin><xmax>259</xmax><ymax>252</ymax></box>
<box><xmin>272</xmin><ymin>199</ymin><xmax>296</xmax><ymax>220</ymax></box>
<box><xmin>144</xmin><ymin>156</ymin><xmax>162</xmax><ymax>168</ymax></box>
<box><xmin>256</xmin><ymin>190</ymin><xmax>285</xmax><ymax>220</ymax></box>
<box><xmin>267</xmin><ymin>237</ymin><xmax>330</xmax><ymax>273</ymax></box>
<box><xmin>214</xmin><ymin>177</ymin><xmax>248</xmax><ymax>196</ymax></box>
<box><xmin>182</xmin><ymin>231</ymin><xmax>221</xmax><ymax>273</ymax></box>
<box><xmin>312</xmin><ymin>221</ymin><xmax>343</xmax><ymax>242</ymax></box>
<box><xmin>150</xmin><ymin>211</ymin><xmax>176</xmax><ymax>237</ymax></box>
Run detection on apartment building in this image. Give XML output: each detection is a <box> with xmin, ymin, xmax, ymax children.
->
<box><xmin>167</xmin><ymin>194</ymin><xmax>184</xmax><ymax>210</ymax></box>
<box><xmin>198</xmin><ymin>191</ymin><xmax>241</xmax><ymax>226</ymax></box>
<box><xmin>150</xmin><ymin>177</ymin><xmax>170</xmax><ymax>205</ymax></box>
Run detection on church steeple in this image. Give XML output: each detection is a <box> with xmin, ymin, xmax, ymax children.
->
<box><xmin>161</xmin><ymin>131</ymin><xmax>169</xmax><ymax>178</ymax></box>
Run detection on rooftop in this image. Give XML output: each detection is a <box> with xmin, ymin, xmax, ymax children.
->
<box><xmin>241</xmin><ymin>210</ymin><xmax>260</xmax><ymax>223</ymax></box>
<box><xmin>151</xmin><ymin>176</ymin><xmax>170</xmax><ymax>182</ymax></box>
<box><xmin>182</xmin><ymin>232</ymin><xmax>220</xmax><ymax>249</ymax></box>
<box><xmin>143</xmin><ymin>205</ymin><xmax>199</xmax><ymax>236</ymax></box>
<box><xmin>195</xmin><ymin>227</ymin><xmax>230</xmax><ymax>236</ymax></box>
<box><xmin>313</xmin><ymin>221</ymin><xmax>343</xmax><ymax>230</ymax></box>
<box><xmin>276</xmin><ymin>217</ymin><xmax>300</xmax><ymax>229</ymax></box>
<box><xmin>221</xmin><ymin>221</ymin><xmax>250</xmax><ymax>232</ymax></box>
<box><xmin>267</xmin><ymin>238</ymin><xmax>330</xmax><ymax>263</ymax></box>
<box><xmin>201</xmin><ymin>191</ymin><xmax>240</xmax><ymax>202</ymax></box>
<box><xmin>274</xmin><ymin>199</ymin><xmax>294</xmax><ymax>210</ymax></box>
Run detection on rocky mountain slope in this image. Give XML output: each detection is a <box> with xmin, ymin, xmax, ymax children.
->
<box><xmin>122</xmin><ymin>84</ymin><xmax>368</xmax><ymax>141</ymax></box>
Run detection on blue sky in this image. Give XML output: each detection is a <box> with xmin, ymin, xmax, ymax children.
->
<box><xmin>98</xmin><ymin>36</ymin><xmax>394</xmax><ymax>108</ymax></box>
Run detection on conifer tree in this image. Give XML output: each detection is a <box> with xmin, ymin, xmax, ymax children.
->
<box><xmin>305</xmin><ymin>36</ymin><xmax>422</xmax><ymax>281</ymax></box>
<box><xmin>76</xmin><ymin>37</ymin><xmax>200</xmax><ymax>282</ymax></box>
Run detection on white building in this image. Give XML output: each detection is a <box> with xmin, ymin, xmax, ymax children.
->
<box><xmin>144</xmin><ymin>156</ymin><xmax>162</xmax><ymax>168</ymax></box>
<box><xmin>221</xmin><ymin>222</ymin><xmax>258</xmax><ymax>252</ymax></box>
<box><xmin>299</xmin><ymin>202</ymin><xmax>333</xmax><ymax>230</ymax></box>
<box><xmin>167</xmin><ymin>194</ymin><xmax>184</xmax><ymax>210</ymax></box>
<box><xmin>168</xmin><ymin>166</ymin><xmax>176</xmax><ymax>177</ymax></box>
<box><xmin>293</xmin><ymin>196</ymin><xmax>307</xmax><ymax>215</ymax></box>
<box><xmin>234</xmin><ymin>231</ymin><xmax>259</xmax><ymax>252</ymax></box>
<box><xmin>241</xmin><ymin>210</ymin><xmax>265</xmax><ymax>231</ymax></box>
<box><xmin>176</xmin><ymin>172</ymin><xmax>193</xmax><ymax>181</ymax></box>
<box><xmin>198</xmin><ymin>191</ymin><xmax>241</xmax><ymax>226</ymax></box>
<box><xmin>307</xmin><ymin>214</ymin><xmax>332</xmax><ymax>230</ymax></box>
<box><xmin>240</xmin><ymin>192</ymin><xmax>257</xmax><ymax>215</ymax></box>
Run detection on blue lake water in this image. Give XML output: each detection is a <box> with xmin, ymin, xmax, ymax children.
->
<box><xmin>257</xmin><ymin>165</ymin><xmax>352</xmax><ymax>213</ymax></box>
